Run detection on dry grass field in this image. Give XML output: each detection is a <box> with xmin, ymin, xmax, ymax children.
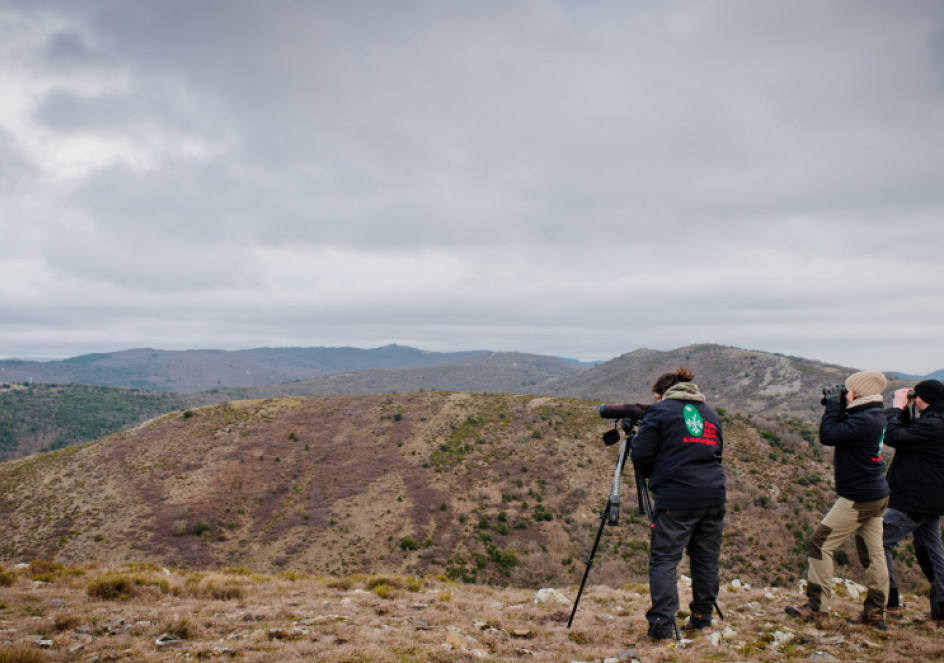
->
<box><xmin>2</xmin><ymin>560</ymin><xmax>944</xmax><ymax>662</ymax></box>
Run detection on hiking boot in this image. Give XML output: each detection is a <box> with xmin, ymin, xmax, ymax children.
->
<box><xmin>847</xmin><ymin>613</ymin><xmax>887</xmax><ymax>631</ymax></box>
<box><xmin>646</xmin><ymin>623</ymin><xmax>675</xmax><ymax>641</ymax></box>
<box><xmin>886</xmin><ymin>606</ymin><xmax>904</xmax><ymax>622</ymax></box>
<box><xmin>785</xmin><ymin>604</ymin><xmax>828</xmax><ymax>623</ymax></box>
<box><xmin>681</xmin><ymin>613</ymin><xmax>712</xmax><ymax>631</ymax></box>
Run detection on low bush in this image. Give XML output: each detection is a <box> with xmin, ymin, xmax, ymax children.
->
<box><xmin>87</xmin><ymin>573</ymin><xmax>137</xmax><ymax>600</ymax></box>
<box><xmin>0</xmin><ymin>645</ymin><xmax>48</xmax><ymax>663</ymax></box>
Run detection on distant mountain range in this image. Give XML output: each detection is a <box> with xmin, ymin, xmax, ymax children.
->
<box><xmin>0</xmin><ymin>345</ymin><xmax>493</xmax><ymax>392</ymax></box>
<box><xmin>886</xmin><ymin>369</ymin><xmax>944</xmax><ymax>381</ymax></box>
<box><xmin>0</xmin><ymin>343</ymin><xmax>920</xmax><ymax>461</ymax></box>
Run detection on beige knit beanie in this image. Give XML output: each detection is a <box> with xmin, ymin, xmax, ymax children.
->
<box><xmin>845</xmin><ymin>371</ymin><xmax>887</xmax><ymax>397</ymax></box>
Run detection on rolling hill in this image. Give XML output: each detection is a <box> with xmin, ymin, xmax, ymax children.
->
<box><xmin>0</xmin><ymin>392</ymin><xmax>930</xmax><ymax>597</ymax></box>
<box><xmin>548</xmin><ymin>343</ymin><xmax>911</xmax><ymax>419</ymax></box>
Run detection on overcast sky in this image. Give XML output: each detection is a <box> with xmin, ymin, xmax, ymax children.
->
<box><xmin>1</xmin><ymin>1</ymin><xmax>943</xmax><ymax>373</ymax></box>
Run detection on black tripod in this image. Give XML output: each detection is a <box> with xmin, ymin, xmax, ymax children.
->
<box><xmin>567</xmin><ymin>421</ymin><xmax>635</xmax><ymax>629</ymax></box>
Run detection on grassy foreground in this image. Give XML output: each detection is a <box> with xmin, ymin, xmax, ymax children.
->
<box><xmin>1</xmin><ymin>561</ymin><xmax>943</xmax><ymax>662</ymax></box>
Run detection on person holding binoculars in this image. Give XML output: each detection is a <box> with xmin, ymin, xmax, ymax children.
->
<box><xmin>786</xmin><ymin>371</ymin><xmax>890</xmax><ymax>630</ymax></box>
<box><xmin>882</xmin><ymin>379</ymin><xmax>944</xmax><ymax>623</ymax></box>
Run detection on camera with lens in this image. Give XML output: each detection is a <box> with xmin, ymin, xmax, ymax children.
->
<box><xmin>599</xmin><ymin>403</ymin><xmax>649</xmax><ymax>445</ymax></box>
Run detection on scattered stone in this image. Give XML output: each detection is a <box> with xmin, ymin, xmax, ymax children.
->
<box><xmin>411</xmin><ymin>618</ymin><xmax>434</xmax><ymax>630</ymax></box>
<box><xmin>862</xmin><ymin>639</ymin><xmax>881</xmax><ymax>648</ymax></box>
<box><xmin>534</xmin><ymin>588</ymin><xmax>569</xmax><ymax>605</ymax></box>
<box><xmin>744</xmin><ymin>601</ymin><xmax>766</xmax><ymax>615</ymax></box>
<box><xmin>14</xmin><ymin>563</ymin><xmax>29</xmax><ymax>570</ymax></box>
<box><xmin>730</xmin><ymin>578</ymin><xmax>742</xmax><ymax>589</ymax></box>
<box><xmin>821</xmin><ymin>635</ymin><xmax>844</xmax><ymax>646</ymax></box>
<box><xmin>764</xmin><ymin>592</ymin><xmax>776</xmax><ymax>600</ymax></box>
<box><xmin>103</xmin><ymin>618</ymin><xmax>127</xmax><ymax>634</ymax></box>
<box><xmin>49</xmin><ymin>598</ymin><xmax>69</xmax><ymax>608</ymax></box>
<box><xmin>771</xmin><ymin>630</ymin><xmax>794</xmax><ymax>647</ymax></box>
<box><xmin>75</xmin><ymin>625</ymin><xmax>92</xmax><ymax>634</ymax></box>
<box><xmin>211</xmin><ymin>646</ymin><xmax>237</xmax><ymax>657</ymax></box>
<box><xmin>509</xmin><ymin>629</ymin><xmax>533</xmax><ymax>638</ymax></box>
<box><xmin>843</xmin><ymin>579</ymin><xmax>866</xmax><ymax>600</ymax></box>
<box><xmin>444</xmin><ymin>633</ymin><xmax>466</xmax><ymax>649</ymax></box>
<box><xmin>809</xmin><ymin>652</ymin><xmax>837</xmax><ymax>661</ymax></box>
<box><xmin>680</xmin><ymin>574</ymin><xmax>692</xmax><ymax>587</ymax></box>
<box><xmin>615</xmin><ymin>648</ymin><xmax>637</xmax><ymax>661</ymax></box>
<box><xmin>155</xmin><ymin>633</ymin><xmax>182</xmax><ymax>650</ymax></box>
<box><xmin>68</xmin><ymin>643</ymin><xmax>85</xmax><ymax>654</ymax></box>
<box><xmin>514</xmin><ymin>648</ymin><xmax>535</xmax><ymax>656</ymax></box>
<box><xmin>37</xmin><ymin>640</ymin><xmax>55</xmax><ymax>648</ymax></box>
<box><xmin>268</xmin><ymin>627</ymin><xmax>305</xmax><ymax>640</ymax></box>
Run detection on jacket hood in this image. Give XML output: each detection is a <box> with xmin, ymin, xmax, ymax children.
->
<box><xmin>662</xmin><ymin>382</ymin><xmax>706</xmax><ymax>403</ymax></box>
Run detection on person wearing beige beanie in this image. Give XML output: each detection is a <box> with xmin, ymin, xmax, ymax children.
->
<box><xmin>787</xmin><ymin>371</ymin><xmax>890</xmax><ymax>630</ymax></box>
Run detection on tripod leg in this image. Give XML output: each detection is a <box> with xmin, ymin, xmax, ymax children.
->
<box><xmin>568</xmin><ymin>504</ymin><xmax>610</xmax><ymax>628</ymax></box>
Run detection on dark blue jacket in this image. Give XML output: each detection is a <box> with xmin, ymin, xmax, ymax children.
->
<box><xmin>884</xmin><ymin>401</ymin><xmax>944</xmax><ymax>515</ymax></box>
<box><xmin>630</xmin><ymin>396</ymin><xmax>725</xmax><ymax>511</ymax></box>
<box><xmin>819</xmin><ymin>400</ymin><xmax>889</xmax><ymax>502</ymax></box>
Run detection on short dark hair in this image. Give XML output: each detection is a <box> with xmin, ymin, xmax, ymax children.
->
<box><xmin>652</xmin><ymin>367</ymin><xmax>695</xmax><ymax>396</ymax></box>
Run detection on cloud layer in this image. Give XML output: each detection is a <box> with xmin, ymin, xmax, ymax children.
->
<box><xmin>1</xmin><ymin>1</ymin><xmax>943</xmax><ymax>372</ymax></box>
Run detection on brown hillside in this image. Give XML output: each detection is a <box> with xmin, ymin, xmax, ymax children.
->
<box><xmin>0</xmin><ymin>393</ymin><xmax>930</xmax><ymax>596</ymax></box>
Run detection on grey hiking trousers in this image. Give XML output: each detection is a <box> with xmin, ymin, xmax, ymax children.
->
<box><xmin>883</xmin><ymin>507</ymin><xmax>944</xmax><ymax>618</ymax></box>
<box><xmin>646</xmin><ymin>505</ymin><xmax>725</xmax><ymax>632</ymax></box>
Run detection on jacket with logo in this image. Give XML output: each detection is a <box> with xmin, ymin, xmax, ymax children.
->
<box><xmin>884</xmin><ymin>401</ymin><xmax>944</xmax><ymax>515</ymax></box>
<box><xmin>819</xmin><ymin>399</ymin><xmax>889</xmax><ymax>502</ymax></box>
<box><xmin>630</xmin><ymin>383</ymin><xmax>726</xmax><ymax>511</ymax></box>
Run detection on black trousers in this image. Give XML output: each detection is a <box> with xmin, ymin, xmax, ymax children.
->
<box><xmin>647</xmin><ymin>505</ymin><xmax>725</xmax><ymax>631</ymax></box>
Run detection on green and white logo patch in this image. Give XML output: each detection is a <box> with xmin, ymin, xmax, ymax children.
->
<box><xmin>683</xmin><ymin>403</ymin><xmax>705</xmax><ymax>437</ymax></box>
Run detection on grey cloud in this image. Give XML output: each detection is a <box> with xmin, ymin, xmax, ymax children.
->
<box><xmin>0</xmin><ymin>126</ymin><xmax>35</xmax><ymax>193</ymax></box>
<box><xmin>41</xmin><ymin>30</ymin><xmax>105</xmax><ymax>70</ymax></box>
<box><xmin>2</xmin><ymin>1</ymin><xmax>944</xmax><ymax>371</ymax></box>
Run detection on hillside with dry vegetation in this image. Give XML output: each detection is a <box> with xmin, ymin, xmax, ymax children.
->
<box><xmin>0</xmin><ymin>393</ymin><xmax>931</xmax><ymax>595</ymax></box>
